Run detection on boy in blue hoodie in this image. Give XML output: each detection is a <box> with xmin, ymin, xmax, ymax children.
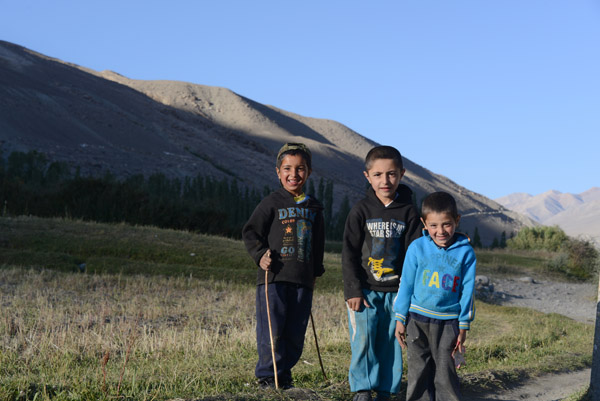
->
<box><xmin>393</xmin><ymin>191</ymin><xmax>476</xmax><ymax>401</ymax></box>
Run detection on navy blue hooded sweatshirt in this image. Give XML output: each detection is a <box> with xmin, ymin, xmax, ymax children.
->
<box><xmin>243</xmin><ymin>188</ymin><xmax>325</xmax><ymax>288</ymax></box>
<box><xmin>342</xmin><ymin>184</ymin><xmax>421</xmax><ymax>300</ymax></box>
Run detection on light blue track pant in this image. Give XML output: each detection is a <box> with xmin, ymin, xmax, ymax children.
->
<box><xmin>347</xmin><ymin>289</ymin><xmax>403</xmax><ymax>394</ymax></box>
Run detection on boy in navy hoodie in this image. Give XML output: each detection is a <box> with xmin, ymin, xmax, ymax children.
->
<box><xmin>394</xmin><ymin>191</ymin><xmax>476</xmax><ymax>401</ymax></box>
<box><xmin>243</xmin><ymin>143</ymin><xmax>325</xmax><ymax>389</ymax></box>
<box><xmin>342</xmin><ymin>146</ymin><xmax>421</xmax><ymax>401</ymax></box>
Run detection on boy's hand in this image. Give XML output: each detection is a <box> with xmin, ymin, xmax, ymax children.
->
<box><xmin>454</xmin><ymin>329</ymin><xmax>467</xmax><ymax>354</ymax></box>
<box><xmin>259</xmin><ymin>250</ymin><xmax>272</xmax><ymax>271</ymax></box>
<box><xmin>452</xmin><ymin>329</ymin><xmax>467</xmax><ymax>368</ymax></box>
<box><xmin>395</xmin><ymin>321</ymin><xmax>407</xmax><ymax>349</ymax></box>
<box><xmin>346</xmin><ymin>296</ymin><xmax>370</xmax><ymax>311</ymax></box>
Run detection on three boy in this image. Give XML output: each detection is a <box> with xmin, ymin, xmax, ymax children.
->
<box><xmin>244</xmin><ymin>142</ymin><xmax>476</xmax><ymax>400</ymax></box>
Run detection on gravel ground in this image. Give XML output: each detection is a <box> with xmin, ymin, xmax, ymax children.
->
<box><xmin>463</xmin><ymin>369</ymin><xmax>592</xmax><ymax>401</ymax></box>
<box><xmin>463</xmin><ymin>276</ymin><xmax>598</xmax><ymax>401</ymax></box>
<box><xmin>491</xmin><ymin>277</ymin><xmax>598</xmax><ymax>324</ymax></box>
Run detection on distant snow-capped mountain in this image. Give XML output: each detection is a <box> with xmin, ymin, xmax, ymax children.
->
<box><xmin>496</xmin><ymin>188</ymin><xmax>600</xmax><ymax>244</ymax></box>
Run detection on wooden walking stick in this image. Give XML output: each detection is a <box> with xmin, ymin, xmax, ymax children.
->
<box><xmin>310</xmin><ymin>312</ymin><xmax>328</xmax><ymax>381</ymax></box>
<box><xmin>264</xmin><ymin>250</ymin><xmax>279</xmax><ymax>389</ymax></box>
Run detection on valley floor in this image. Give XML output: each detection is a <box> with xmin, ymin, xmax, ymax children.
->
<box><xmin>463</xmin><ymin>276</ymin><xmax>597</xmax><ymax>401</ymax></box>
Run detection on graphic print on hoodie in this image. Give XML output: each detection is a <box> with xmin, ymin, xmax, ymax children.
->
<box><xmin>296</xmin><ymin>218</ymin><xmax>312</xmax><ymax>263</ymax></box>
<box><xmin>366</xmin><ymin>218</ymin><xmax>406</xmax><ymax>282</ymax></box>
<box><xmin>277</xmin><ymin>206</ymin><xmax>317</xmax><ymax>264</ymax></box>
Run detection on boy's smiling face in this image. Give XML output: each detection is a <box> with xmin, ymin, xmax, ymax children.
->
<box><xmin>363</xmin><ymin>158</ymin><xmax>405</xmax><ymax>204</ymax></box>
<box><xmin>276</xmin><ymin>154</ymin><xmax>310</xmax><ymax>196</ymax></box>
<box><xmin>421</xmin><ymin>212</ymin><xmax>460</xmax><ymax>248</ymax></box>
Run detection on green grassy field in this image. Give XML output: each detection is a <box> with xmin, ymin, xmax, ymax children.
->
<box><xmin>0</xmin><ymin>216</ymin><xmax>594</xmax><ymax>400</ymax></box>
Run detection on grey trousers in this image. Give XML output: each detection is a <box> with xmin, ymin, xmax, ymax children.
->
<box><xmin>405</xmin><ymin>317</ymin><xmax>461</xmax><ymax>401</ymax></box>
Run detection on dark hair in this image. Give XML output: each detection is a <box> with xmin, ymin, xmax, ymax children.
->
<box><xmin>421</xmin><ymin>191</ymin><xmax>459</xmax><ymax>220</ymax></box>
<box><xmin>276</xmin><ymin>143</ymin><xmax>312</xmax><ymax>170</ymax></box>
<box><xmin>364</xmin><ymin>145</ymin><xmax>403</xmax><ymax>170</ymax></box>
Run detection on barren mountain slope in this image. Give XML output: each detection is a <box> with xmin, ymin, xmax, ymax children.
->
<box><xmin>0</xmin><ymin>40</ymin><xmax>532</xmax><ymax>244</ymax></box>
<box><xmin>496</xmin><ymin>188</ymin><xmax>600</xmax><ymax>243</ymax></box>
<box><xmin>544</xmin><ymin>200</ymin><xmax>600</xmax><ymax>243</ymax></box>
<box><xmin>581</xmin><ymin>187</ymin><xmax>600</xmax><ymax>202</ymax></box>
<box><xmin>496</xmin><ymin>190</ymin><xmax>585</xmax><ymax>222</ymax></box>
<box><xmin>98</xmin><ymin>70</ymin><xmax>532</xmax><ymax>242</ymax></box>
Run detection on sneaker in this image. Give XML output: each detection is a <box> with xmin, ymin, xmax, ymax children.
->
<box><xmin>353</xmin><ymin>390</ymin><xmax>372</xmax><ymax>401</ymax></box>
<box><xmin>279</xmin><ymin>377</ymin><xmax>294</xmax><ymax>390</ymax></box>
<box><xmin>374</xmin><ymin>392</ymin><xmax>390</xmax><ymax>401</ymax></box>
<box><xmin>259</xmin><ymin>376</ymin><xmax>294</xmax><ymax>390</ymax></box>
<box><xmin>258</xmin><ymin>377</ymin><xmax>275</xmax><ymax>389</ymax></box>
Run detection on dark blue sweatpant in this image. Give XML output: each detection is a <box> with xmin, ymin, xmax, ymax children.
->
<box><xmin>255</xmin><ymin>282</ymin><xmax>313</xmax><ymax>382</ymax></box>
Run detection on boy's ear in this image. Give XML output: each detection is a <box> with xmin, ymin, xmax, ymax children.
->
<box><xmin>420</xmin><ymin>217</ymin><xmax>427</xmax><ymax>227</ymax></box>
<box><xmin>400</xmin><ymin>168</ymin><xmax>406</xmax><ymax>179</ymax></box>
<box><xmin>455</xmin><ymin>215</ymin><xmax>461</xmax><ymax>225</ymax></box>
<box><xmin>363</xmin><ymin>170</ymin><xmax>370</xmax><ymax>181</ymax></box>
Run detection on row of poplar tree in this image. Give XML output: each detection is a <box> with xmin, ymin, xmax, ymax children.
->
<box><xmin>0</xmin><ymin>150</ymin><xmax>351</xmax><ymax>240</ymax></box>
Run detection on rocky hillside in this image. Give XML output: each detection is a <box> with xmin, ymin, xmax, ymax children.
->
<box><xmin>496</xmin><ymin>188</ymin><xmax>600</xmax><ymax>244</ymax></box>
<box><xmin>0</xmin><ymin>40</ymin><xmax>532</xmax><ymax>245</ymax></box>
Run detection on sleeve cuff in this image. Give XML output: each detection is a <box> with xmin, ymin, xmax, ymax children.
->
<box><xmin>459</xmin><ymin>321</ymin><xmax>470</xmax><ymax>330</ymax></box>
<box><xmin>395</xmin><ymin>313</ymin><xmax>406</xmax><ymax>324</ymax></box>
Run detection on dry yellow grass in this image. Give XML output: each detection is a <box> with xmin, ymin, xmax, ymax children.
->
<box><xmin>0</xmin><ymin>267</ymin><xmax>350</xmax><ymax>400</ymax></box>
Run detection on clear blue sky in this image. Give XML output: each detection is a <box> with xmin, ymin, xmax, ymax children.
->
<box><xmin>3</xmin><ymin>1</ymin><xmax>599</xmax><ymax>199</ymax></box>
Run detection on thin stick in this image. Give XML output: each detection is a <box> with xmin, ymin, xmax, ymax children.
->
<box><xmin>100</xmin><ymin>351</ymin><xmax>110</xmax><ymax>395</ymax></box>
<box><xmin>310</xmin><ymin>312</ymin><xmax>328</xmax><ymax>381</ymax></box>
<box><xmin>265</xmin><ymin>266</ymin><xmax>279</xmax><ymax>389</ymax></box>
<box><xmin>116</xmin><ymin>319</ymin><xmax>138</xmax><ymax>398</ymax></box>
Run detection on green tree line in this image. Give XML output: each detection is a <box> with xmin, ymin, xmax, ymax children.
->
<box><xmin>0</xmin><ymin>150</ymin><xmax>351</xmax><ymax>240</ymax></box>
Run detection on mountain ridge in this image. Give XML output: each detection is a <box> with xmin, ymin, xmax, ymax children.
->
<box><xmin>0</xmin><ymin>40</ymin><xmax>532</xmax><ymax>244</ymax></box>
<box><xmin>496</xmin><ymin>187</ymin><xmax>599</xmax><ymax>244</ymax></box>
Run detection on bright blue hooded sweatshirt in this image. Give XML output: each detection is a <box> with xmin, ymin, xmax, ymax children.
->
<box><xmin>393</xmin><ymin>231</ymin><xmax>476</xmax><ymax>330</ymax></box>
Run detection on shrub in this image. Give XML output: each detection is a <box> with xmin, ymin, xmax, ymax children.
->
<box><xmin>510</xmin><ymin>226</ymin><xmax>599</xmax><ymax>280</ymax></box>
<box><xmin>545</xmin><ymin>238</ymin><xmax>599</xmax><ymax>280</ymax></box>
<box><xmin>507</xmin><ymin>226</ymin><xmax>569</xmax><ymax>252</ymax></box>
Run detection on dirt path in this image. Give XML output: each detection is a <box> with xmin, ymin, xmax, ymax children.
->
<box><xmin>462</xmin><ymin>369</ymin><xmax>591</xmax><ymax>401</ymax></box>
<box><xmin>463</xmin><ymin>276</ymin><xmax>597</xmax><ymax>401</ymax></box>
